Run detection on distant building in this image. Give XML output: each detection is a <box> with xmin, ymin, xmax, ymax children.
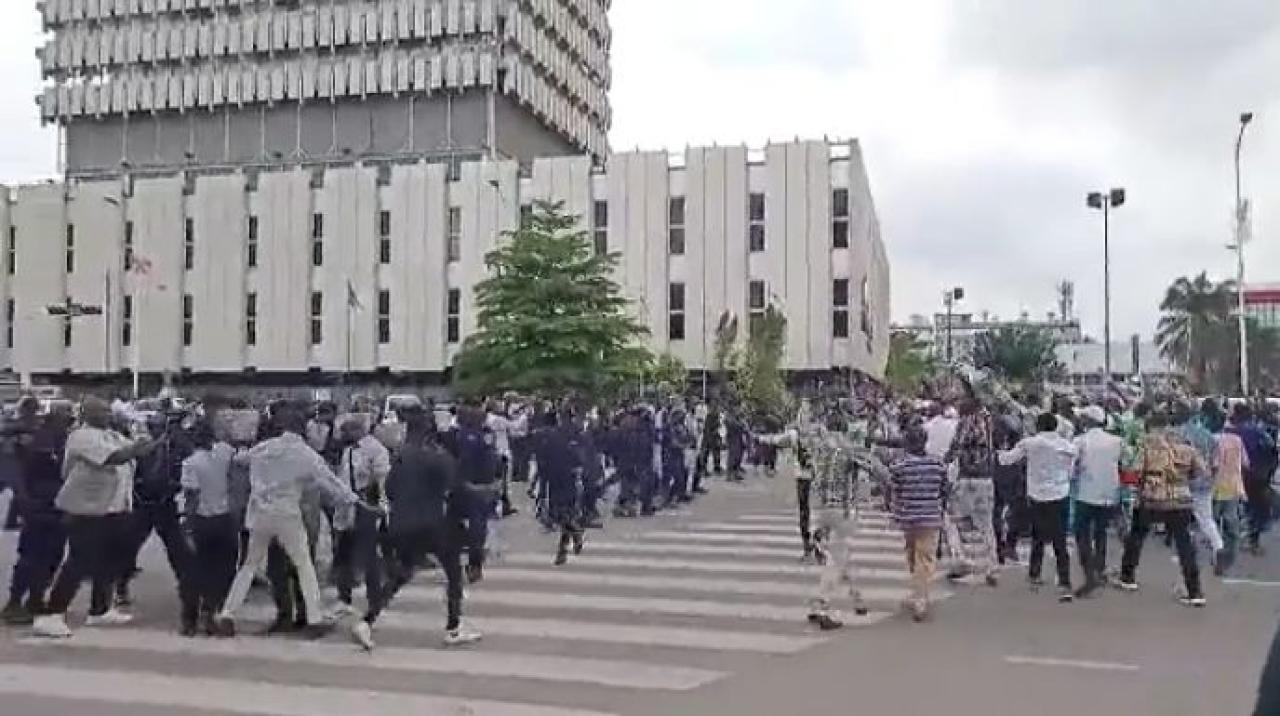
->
<box><xmin>1055</xmin><ymin>339</ymin><xmax>1182</xmax><ymax>386</ymax></box>
<box><xmin>1244</xmin><ymin>283</ymin><xmax>1280</xmax><ymax>329</ymax></box>
<box><xmin>892</xmin><ymin>311</ymin><xmax>1082</xmax><ymax>365</ymax></box>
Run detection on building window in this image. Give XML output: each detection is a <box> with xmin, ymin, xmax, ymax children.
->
<box><xmin>378</xmin><ymin>210</ymin><xmax>391</xmax><ymax>264</ymax></box>
<box><xmin>5</xmin><ymin>298</ymin><xmax>13</xmax><ymax>349</ymax></box>
<box><xmin>311</xmin><ymin>213</ymin><xmax>324</xmax><ymax>266</ymax></box>
<box><xmin>748</xmin><ymin>279</ymin><xmax>767</xmax><ymax>336</ymax></box>
<box><xmin>182</xmin><ymin>294</ymin><xmax>193</xmax><ymax>347</ymax></box>
<box><xmin>184</xmin><ymin>218</ymin><xmax>195</xmax><ymax>270</ymax></box>
<box><xmin>62</xmin><ymin>317</ymin><xmax>71</xmax><ymax>348</ymax></box>
<box><xmin>832</xmin><ymin>278</ymin><xmax>850</xmax><ymax>339</ymax></box>
<box><xmin>592</xmin><ymin>200</ymin><xmax>608</xmax><ymax>255</ymax></box>
<box><xmin>65</xmin><ymin>225</ymin><xmax>75</xmax><ymax>273</ymax></box>
<box><xmin>668</xmin><ymin>197</ymin><xmax>686</xmax><ymax>255</ymax></box>
<box><xmin>447</xmin><ymin>288</ymin><xmax>460</xmax><ymax>344</ymax></box>
<box><xmin>310</xmin><ymin>291</ymin><xmax>323</xmax><ymax>345</ymax></box>
<box><xmin>121</xmin><ymin>295</ymin><xmax>132</xmax><ymax>348</ymax></box>
<box><xmin>377</xmin><ymin>289</ymin><xmax>391</xmax><ymax>345</ymax></box>
<box><xmin>123</xmin><ymin>221</ymin><xmax>134</xmax><ymax>271</ymax></box>
<box><xmin>520</xmin><ymin>204</ymin><xmax>532</xmax><ymax>227</ymax></box>
<box><xmin>832</xmin><ymin>189</ymin><xmax>850</xmax><ymax>249</ymax></box>
<box><xmin>748</xmin><ymin>193</ymin><xmax>765</xmax><ymax>253</ymax></box>
<box><xmin>247</xmin><ymin>215</ymin><xmax>258</xmax><ymax>268</ymax></box>
<box><xmin>447</xmin><ymin>207</ymin><xmax>461</xmax><ymax>263</ymax></box>
<box><xmin>860</xmin><ymin>278</ymin><xmax>873</xmax><ymax>340</ymax></box>
<box><xmin>6</xmin><ymin>226</ymin><xmax>15</xmax><ymax>276</ymax></box>
<box><xmin>668</xmin><ymin>282</ymin><xmax>686</xmax><ymax>341</ymax></box>
<box><xmin>245</xmin><ymin>292</ymin><xmax>257</xmax><ymax>347</ymax></box>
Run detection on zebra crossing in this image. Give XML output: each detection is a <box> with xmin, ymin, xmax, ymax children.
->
<box><xmin>0</xmin><ymin>506</ymin><xmax>939</xmax><ymax>716</ymax></box>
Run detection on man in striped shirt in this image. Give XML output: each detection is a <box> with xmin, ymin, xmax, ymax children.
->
<box><xmin>881</xmin><ymin>426</ymin><xmax>948</xmax><ymax>622</ymax></box>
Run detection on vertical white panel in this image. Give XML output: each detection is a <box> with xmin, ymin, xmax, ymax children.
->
<box><xmin>644</xmin><ymin>152</ymin><xmax>669</xmax><ymax>354</ymax></box>
<box><xmin>783</xmin><ymin>143</ymin><xmax>809</xmax><ymax>370</ymax></box>
<box><xmin>723</xmin><ymin>146</ymin><xmax>748</xmax><ymax>357</ymax></box>
<box><xmin>12</xmin><ymin>185</ymin><xmax>68</xmax><ymax>376</ymax></box>
<box><xmin>317</xmin><ymin>168</ymin><xmax>377</xmax><ymax>371</ymax></box>
<box><xmin>804</xmin><ymin>141</ymin><xmax>831</xmax><ymax>371</ymax></box>
<box><xmin>702</xmin><ymin>148</ymin><xmax>727</xmax><ymax>361</ymax></box>
<box><xmin>132</xmin><ymin>176</ymin><xmax>184</xmax><ymax>374</ymax></box>
<box><xmin>65</xmin><ymin>183</ymin><xmax>120</xmax><ymax>373</ymax></box>
<box><xmin>256</xmin><ymin>171</ymin><xmax>311</xmax><ymax>371</ymax></box>
<box><xmin>683</xmin><ymin>149</ymin><xmax>707</xmax><ymax>369</ymax></box>
<box><xmin>189</xmin><ymin>174</ymin><xmax>246</xmax><ymax>371</ymax></box>
<box><xmin>763</xmin><ymin>146</ymin><xmax>790</xmax><ymax>365</ymax></box>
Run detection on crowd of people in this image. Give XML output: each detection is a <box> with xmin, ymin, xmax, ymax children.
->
<box><xmin>0</xmin><ymin>377</ymin><xmax>1277</xmax><ymax>655</ymax></box>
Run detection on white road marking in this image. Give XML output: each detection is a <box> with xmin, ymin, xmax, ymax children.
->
<box><xmin>18</xmin><ymin>630</ymin><xmax>724</xmax><ymax>691</ymax></box>
<box><xmin>645</xmin><ymin>530</ymin><xmax>902</xmax><ymax>550</ymax></box>
<box><xmin>1003</xmin><ymin>656</ymin><xmax>1140</xmax><ymax>672</ymax></box>
<box><xmin>692</xmin><ymin>522</ymin><xmax>901</xmax><ymax>537</ymax></box>
<box><xmin>489</xmin><ymin>563</ymin><xmax>917</xmax><ymax>588</ymax></box>
<box><xmin>501</xmin><ymin>553</ymin><xmax>818</xmax><ymax>576</ymax></box>
<box><xmin>393</xmin><ymin>586</ymin><xmax>934</xmax><ymax>617</ymax></box>
<box><xmin>461</xmin><ymin>567</ymin><xmax>909</xmax><ymax>596</ymax></box>
<box><xmin>1223</xmin><ymin>578</ymin><xmax>1280</xmax><ymax>587</ymax></box>
<box><xmin>238</xmin><ymin>606</ymin><xmax>830</xmax><ymax>653</ymax></box>
<box><xmin>0</xmin><ymin>664</ymin><xmax>615</xmax><ymax>716</ymax></box>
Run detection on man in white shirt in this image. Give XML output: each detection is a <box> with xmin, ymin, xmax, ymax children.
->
<box><xmin>332</xmin><ymin>416</ymin><xmax>392</xmax><ymax>620</ymax></box>
<box><xmin>923</xmin><ymin>405</ymin><xmax>958</xmax><ymax>460</ymax></box>
<box><xmin>216</xmin><ymin>401</ymin><xmax>359</xmax><ymax>638</ymax></box>
<box><xmin>33</xmin><ymin>397</ymin><xmax>156</xmax><ymax>639</ymax></box>
<box><xmin>1071</xmin><ymin>405</ymin><xmax>1125</xmax><ymax>597</ymax></box>
<box><xmin>999</xmin><ymin>412</ymin><xmax>1079</xmax><ymax>602</ymax></box>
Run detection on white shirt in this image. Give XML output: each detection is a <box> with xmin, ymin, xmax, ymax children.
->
<box><xmin>923</xmin><ymin>416</ymin><xmax>958</xmax><ymax>460</ymax></box>
<box><xmin>181</xmin><ymin>442</ymin><xmax>235</xmax><ymax>516</ymax></box>
<box><xmin>240</xmin><ymin>432</ymin><xmax>357</xmax><ymax>529</ymax></box>
<box><xmin>57</xmin><ymin>426</ymin><xmax>135</xmax><ymax>516</ymax></box>
<box><xmin>485</xmin><ymin>412</ymin><xmax>527</xmax><ymax>457</ymax></box>
<box><xmin>338</xmin><ymin>434</ymin><xmax>392</xmax><ymax>494</ymax></box>
<box><xmin>999</xmin><ymin>431</ymin><xmax>1078</xmax><ymax>502</ymax></box>
<box><xmin>1072</xmin><ymin>428</ymin><xmax>1124</xmax><ymax>506</ymax></box>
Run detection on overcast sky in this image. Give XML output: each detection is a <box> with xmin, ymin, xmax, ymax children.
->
<box><xmin>2</xmin><ymin>1</ymin><xmax>1277</xmax><ymax>342</ymax></box>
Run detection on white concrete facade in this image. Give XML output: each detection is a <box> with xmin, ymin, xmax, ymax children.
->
<box><xmin>1</xmin><ymin>139</ymin><xmax>890</xmax><ymax>381</ymax></box>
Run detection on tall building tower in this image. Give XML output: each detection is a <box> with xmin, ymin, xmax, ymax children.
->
<box><xmin>36</xmin><ymin>0</ymin><xmax>611</xmax><ymax>177</ymax></box>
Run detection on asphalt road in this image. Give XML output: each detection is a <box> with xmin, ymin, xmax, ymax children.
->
<box><xmin>0</xmin><ymin>474</ymin><xmax>1275</xmax><ymax>716</ymax></box>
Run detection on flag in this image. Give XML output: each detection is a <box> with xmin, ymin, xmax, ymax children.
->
<box><xmin>347</xmin><ymin>279</ymin><xmax>363</xmax><ymax>311</ymax></box>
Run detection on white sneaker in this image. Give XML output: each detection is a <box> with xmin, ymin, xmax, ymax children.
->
<box><xmin>84</xmin><ymin>609</ymin><xmax>133</xmax><ymax>627</ymax></box>
<box><xmin>443</xmin><ymin>623</ymin><xmax>483</xmax><ymax>647</ymax></box>
<box><xmin>350</xmin><ymin>620</ymin><xmax>375</xmax><ymax>651</ymax></box>
<box><xmin>31</xmin><ymin>614</ymin><xmax>73</xmax><ymax>638</ymax></box>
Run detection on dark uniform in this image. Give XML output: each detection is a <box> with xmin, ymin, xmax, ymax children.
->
<box><xmin>2</xmin><ymin>419</ymin><xmax>69</xmax><ymax>623</ymax></box>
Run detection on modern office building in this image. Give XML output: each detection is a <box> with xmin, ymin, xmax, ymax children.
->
<box><xmin>37</xmin><ymin>0</ymin><xmax>611</xmax><ymax>175</ymax></box>
<box><xmin>9</xmin><ymin>2</ymin><xmax>889</xmax><ymax>389</ymax></box>
<box><xmin>0</xmin><ymin>139</ymin><xmax>890</xmax><ymax>384</ymax></box>
<box><xmin>892</xmin><ymin>311</ymin><xmax>1082</xmax><ymax>366</ymax></box>
<box><xmin>1244</xmin><ymin>283</ymin><xmax>1280</xmax><ymax>329</ymax></box>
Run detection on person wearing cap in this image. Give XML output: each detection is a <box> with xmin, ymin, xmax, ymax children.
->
<box><xmin>1071</xmin><ymin>404</ymin><xmax>1125</xmax><ymax>598</ymax></box>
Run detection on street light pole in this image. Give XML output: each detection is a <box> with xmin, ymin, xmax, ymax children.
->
<box><xmin>1234</xmin><ymin>111</ymin><xmax>1254</xmax><ymax>397</ymax></box>
<box><xmin>942</xmin><ymin>287</ymin><xmax>963</xmax><ymax>366</ymax></box>
<box><xmin>1088</xmin><ymin>188</ymin><xmax>1126</xmax><ymax>382</ymax></box>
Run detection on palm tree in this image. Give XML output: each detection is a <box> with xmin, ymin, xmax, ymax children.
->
<box><xmin>972</xmin><ymin>326</ymin><xmax>1064</xmax><ymax>384</ymax></box>
<box><xmin>1155</xmin><ymin>272</ymin><xmax>1235</xmax><ymax>388</ymax></box>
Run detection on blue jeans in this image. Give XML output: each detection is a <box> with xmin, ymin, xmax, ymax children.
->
<box><xmin>1214</xmin><ymin>499</ymin><xmax>1243</xmax><ymax>570</ymax></box>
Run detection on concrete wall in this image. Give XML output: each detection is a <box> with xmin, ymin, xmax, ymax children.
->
<box><xmin>5</xmin><ymin>140</ymin><xmax>890</xmax><ymax>380</ymax></box>
<box><xmin>42</xmin><ymin>1</ymin><xmax>611</xmax><ymax>172</ymax></box>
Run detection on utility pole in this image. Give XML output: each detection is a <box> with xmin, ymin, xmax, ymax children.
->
<box><xmin>1234</xmin><ymin>111</ymin><xmax>1254</xmax><ymax>397</ymax></box>
<box><xmin>1087</xmin><ymin>187</ymin><xmax>1126</xmax><ymax>382</ymax></box>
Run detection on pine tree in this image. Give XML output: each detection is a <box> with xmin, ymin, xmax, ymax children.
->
<box><xmin>453</xmin><ymin>200</ymin><xmax>650</xmax><ymax>397</ymax></box>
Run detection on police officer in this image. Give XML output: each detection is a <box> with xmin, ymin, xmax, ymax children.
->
<box><xmin>444</xmin><ymin>404</ymin><xmax>499</xmax><ymax>584</ymax></box>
